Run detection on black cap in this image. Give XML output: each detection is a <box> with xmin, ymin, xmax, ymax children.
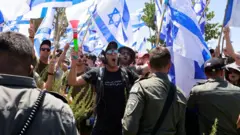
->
<box><xmin>118</xmin><ymin>46</ymin><xmax>136</xmax><ymax>62</ymax></box>
<box><xmin>204</xmin><ymin>57</ymin><xmax>225</xmax><ymax>72</ymax></box>
<box><xmin>105</xmin><ymin>41</ymin><xmax>118</xmax><ymax>52</ymax></box>
<box><xmin>40</xmin><ymin>39</ymin><xmax>51</xmax><ymax>48</ymax></box>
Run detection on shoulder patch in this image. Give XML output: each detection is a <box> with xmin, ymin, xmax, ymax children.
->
<box><xmin>193</xmin><ymin>80</ymin><xmax>207</xmax><ymax>87</ymax></box>
<box><xmin>130</xmin><ymin>86</ymin><xmax>140</xmax><ymax>93</ymax></box>
<box><xmin>47</xmin><ymin>91</ymin><xmax>68</xmax><ymax>103</ymax></box>
<box><xmin>125</xmin><ymin>99</ymin><xmax>138</xmax><ymax>116</ymax></box>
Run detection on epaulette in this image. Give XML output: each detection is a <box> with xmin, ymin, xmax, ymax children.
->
<box><xmin>135</xmin><ymin>73</ymin><xmax>152</xmax><ymax>83</ymax></box>
<box><xmin>46</xmin><ymin>91</ymin><xmax>68</xmax><ymax>104</ymax></box>
<box><xmin>193</xmin><ymin>80</ymin><xmax>208</xmax><ymax>87</ymax></box>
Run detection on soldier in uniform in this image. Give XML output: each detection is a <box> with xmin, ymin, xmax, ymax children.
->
<box><xmin>122</xmin><ymin>46</ymin><xmax>187</xmax><ymax>135</ymax></box>
<box><xmin>186</xmin><ymin>57</ymin><xmax>240</xmax><ymax>135</ymax></box>
<box><xmin>0</xmin><ymin>31</ymin><xmax>79</xmax><ymax>135</ymax></box>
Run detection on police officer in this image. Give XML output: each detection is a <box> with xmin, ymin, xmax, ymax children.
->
<box><xmin>122</xmin><ymin>46</ymin><xmax>186</xmax><ymax>135</ymax></box>
<box><xmin>186</xmin><ymin>57</ymin><xmax>240</xmax><ymax>135</ymax></box>
<box><xmin>0</xmin><ymin>31</ymin><xmax>79</xmax><ymax>135</ymax></box>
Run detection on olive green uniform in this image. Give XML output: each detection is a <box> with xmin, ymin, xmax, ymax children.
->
<box><xmin>122</xmin><ymin>72</ymin><xmax>187</xmax><ymax>135</ymax></box>
<box><xmin>187</xmin><ymin>78</ymin><xmax>240</xmax><ymax>135</ymax></box>
<box><xmin>0</xmin><ymin>74</ymin><xmax>79</xmax><ymax>135</ymax></box>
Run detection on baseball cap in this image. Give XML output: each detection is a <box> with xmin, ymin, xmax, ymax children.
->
<box><xmin>40</xmin><ymin>39</ymin><xmax>51</xmax><ymax>48</ymax></box>
<box><xmin>105</xmin><ymin>41</ymin><xmax>118</xmax><ymax>52</ymax></box>
<box><xmin>225</xmin><ymin>62</ymin><xmax>240</xmax><ymax>73</ymax></box>
<box><xmin>204</xmin><ymin>57</ymin><xmax>225</xmax><ymax>72</ymax></box>
<box><xmin>138</xmin><ymin>52</ymin><xmax>149</xmax><ymax>58</ymax></box>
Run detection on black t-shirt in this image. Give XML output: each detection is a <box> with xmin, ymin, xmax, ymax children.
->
<box><xmin>82</xmin><ymin>67</ymin><xmax>138</xmax><ymax>131</ymax></box>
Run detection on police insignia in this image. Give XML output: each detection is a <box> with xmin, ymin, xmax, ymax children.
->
<box><xmin>126</xmin><ymin>99</ymin><xmax>138</xmax><ymax>116</ymax></box>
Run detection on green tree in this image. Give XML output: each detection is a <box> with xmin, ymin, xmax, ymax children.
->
<box><xmin>142</xmin><ymin>1</ymin><xmax>221</xmax><ymax>45</ymax></box>
<box><xmin>53</xmin><ymin>8</ymin><xmax>68</xmax><ymax>49</ymax></box>
<box><xmin>205</xmin><ymin>8</ymin><xmax>221</xmax><ymax>42</ymax></box>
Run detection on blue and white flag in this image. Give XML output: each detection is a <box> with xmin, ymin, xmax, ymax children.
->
<box><xmin>28</xmin><ymin>0</ymin><xmax>80</xmax><ymax>9</ymax></box>
<box><xmin>2</xmin><ymin>15</ymin><xmax>30</xmax><ymax>36</ymax></box>
<box><xmin>0</xmin><ymin>0</ymin><xmax>30</xmax><ymax>20</ymax></box>
<box><xmin>92</xmin><ymin>0</ymin><xmax>133</xmax><ymax>49</ymax></box>
<box><xmin>166</xmin><ymin>0</ymin><xmax>211</xmax><ymax>96</ymax></box>
<box><xmin>130</xmin><ymin>8</ymin><xmax>149</xmax><ymax>52</ymax></box>
<box><xmin>194</xmin><ymin>0</ymin><xmax>206</xmax><ymax>35</ymax></box>
<box><xmin>155</xmin><ymin>0</ymin><xmax>172</xmax><ymax>42</ymax></box>
<box><xmin>131</xmin><ymin>8</ymin><xmax>145</xmax><ymax>31</ymax></box>
<box><xmin>224</xmin><ymin>0</ymin><xmax>240</xmax><ymax>27</ymax></box>
<box><xmin>34</xmin><ymin>8</ymin><xmax>55</xmax><ymax>58</ymax></box>
<box><xmin>0</xmin><ymin>10</ymin><xmax>4</xmax><ymax>32</ymax></box>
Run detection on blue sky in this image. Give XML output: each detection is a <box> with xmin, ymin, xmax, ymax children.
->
<box><xmin>127</xmin><ymin>0</ymin><xmax>240</xmax><ymax>51</ymax></box>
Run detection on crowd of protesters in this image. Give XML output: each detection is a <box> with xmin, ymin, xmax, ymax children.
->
<box><xmin>1</xmin><ymin>26</ymin><xmax>240</xmax><ymax>135</ymax></box>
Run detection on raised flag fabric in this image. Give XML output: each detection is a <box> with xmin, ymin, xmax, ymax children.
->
<box><xmin>224</xmin><ymin>0</ymin><xmax>240</xmax><ymax>27</ymax></box>
<box><xmin>92</xmin><ymin>0</ymin><xmax>133</xmax><ymax>49</ymax></box>
<box><xmin>0</xmin><ymin>0</ymin><xmax>30</xmax><ymax>20</ymax></box>
<box><xmin>34</xmin><ymin>8</ymin><xmax>55</xmax><ymax>58</ymax></box>
<box><xmin>194</xmin><ymin>0</ymin><xmax>206</xmax><ymax>35</ymax></box>
<box><xmin>0</xmin><ymin>10</ymin><xmax>4</xmax><ymax>32</ymax></box>
<box><xmin>130</xmin><ymin>8</ymin><xmax>149</xmax><ymax>52</ymax></box>
<box><xmin>166</xmin><ymin>0</ymin><xmax>211</xmax><ymax>96</ymax></box>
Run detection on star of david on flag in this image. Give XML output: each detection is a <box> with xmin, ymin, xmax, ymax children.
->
<box><xmin>92</xmin><ymin>0</ymin><xmax>133</xmax><ymax>49</ymax></box>
<box><xmin>108</xmin><ymin>8</ymin><xmax>121</xmax><ymax>28</ymax></box>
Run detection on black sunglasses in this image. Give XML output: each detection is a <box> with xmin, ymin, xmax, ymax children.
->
<box><xmin>41</xmin><ymin>48</ymin><xmax>50</xmax><ymax>52</ymax></box>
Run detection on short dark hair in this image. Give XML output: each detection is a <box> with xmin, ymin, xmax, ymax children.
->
<box><xmin>0</xmin><ymin>31</ymin><xmax>33</xmax><ymax>75</ymax></box>
<box><xmin>209</xmin><ymin>49</ymin><xmax>215</xmax><ymax>54</ymax></box>
<box><xmin>149</xmin><ymin>46</ymin><xmax>171</xmax><ymax>69</ymax></box>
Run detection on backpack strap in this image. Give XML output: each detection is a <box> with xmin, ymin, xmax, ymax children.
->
<box><xmin>15</xmin><ymin>90</ymin><xmax>47</xmax><ymax>135</ymax></box>
<box><xmin>96</xmin><ymin>67</ymin><xmax>105</xmax><ymax>95</ymax></box>
<box><xmin>120</xmin><ymin>67</ymin><xmax>131</xmax><ymax>99</ymax></box>
<box><xmin>151</xmin><ymin>82</ymin><xmax>176</xmax><ymax>135</ymax></box>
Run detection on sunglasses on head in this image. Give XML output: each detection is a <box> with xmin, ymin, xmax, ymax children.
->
<box><xmin>41</xmin><ymin>48</ymin><xmax>50</xmax><ymax>52</ymax></box>
<box><xmin>106</xmin><ymin>50</ymin><xmax>118</xmax><ymax>55</ymax></box>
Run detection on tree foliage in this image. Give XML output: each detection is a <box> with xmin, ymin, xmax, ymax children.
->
<box><xmin>205</xmin><ymin>8</ymin><xmax>221</xmax><ymax>42</ymax></box>
<box><xmin>142</xmin><ymin>1</ymin><xmax>221</xmax><ymax>45</ymax></box>
<box><xmin>53</xmin><ymin>8</ymin><xmax>68</xmax><ymax>49</ymax></box>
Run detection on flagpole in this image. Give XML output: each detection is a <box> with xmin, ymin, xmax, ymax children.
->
<box><xmin>218</xmin><ymin>0</ymin><xmax>229</xmax><ymax>56</ymax></box>
<box><xmin>198</xmin><ymin>0</ymin><xmax>210</xmax><ymax>24</ymax></box>
<box><xmin>79</xmin><ymin>19</ymin><xmax>92</xmax><ymax>47</ymax></box>
<box><xmin>156</xmin><ymin>2</ymin><xmax>167</xmax><ymax>46</ymax></box>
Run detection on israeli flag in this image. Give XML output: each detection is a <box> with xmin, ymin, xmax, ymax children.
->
<box><xmin>155</xmin><ymin>0</ymin><xmax>172</xmax><ymax>42</ymax></box>
<box><xmin>66</xmin><ymin>0</ymin><xmax>96</xmax><ymax>22</ymax></box>
<box><xmin>34</xmin><ymin>8</ymin><xmax>55</xmax><ymax>58</ymax></box>
<box><xmin>92</xmin><ymin>0</ymin><xmax>133</xmax><ymax>49</ymax></box>
<box><xmin>0</xmin><ymin>0</ymin><xmax>30</xmax><ymax>20</ymax></box>
<box><xmin>167</xmin><ymin>0</ymin><xmax>211</xmax><ymax>96</ymax></box>
<box><xmin>29</xmin><ymin>0</ymin><xmax>72</xmax><ymax>9</ymax></box>
<box><xmin>2</xmin><ymin>15</ymin><xmax>30</xmax><ymax>36</ymax></box>
<box><xmin>131</xmin><ymin>8</ymin><xmax>145</xmax><ymax>31</ymax></box>
<box><xmin>130</xmin><ymin>8</ymin><xmax>149</xmax><ymax>51</ymax></box>
<box><xmin>194</xmin><ymin>0</ymin><xmax>206</xmax><ymax>35</ymax></box>
<box><xmin>224</xmin><ymin>0</ymin><xmax>240</xmax><ymax>27</ymax></box>
<box><xmin>0</xmin><ymin>10</ymin><xmax>4</xmax><ymax>32</ymax></box>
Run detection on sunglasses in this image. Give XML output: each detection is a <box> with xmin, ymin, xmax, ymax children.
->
<box><xmin>106</xmin><ymin>50</ymin><xmax>118</xmax><ymax>55</ymax></box>
<box><xmin>41</xmin><ymin>48</ymin><xmax>50</xmax><ymax>52</ymax></box>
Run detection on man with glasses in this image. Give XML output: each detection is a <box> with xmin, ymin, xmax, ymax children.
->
<box><xmin>35</xmin><ymin>40</ymin><xmax>51</xmax><ymax>80</ymax></box>
<box><xmin>68</xmin><ymin>41</ymin><xmax>139</xmax><ymax>135</ymax></box>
